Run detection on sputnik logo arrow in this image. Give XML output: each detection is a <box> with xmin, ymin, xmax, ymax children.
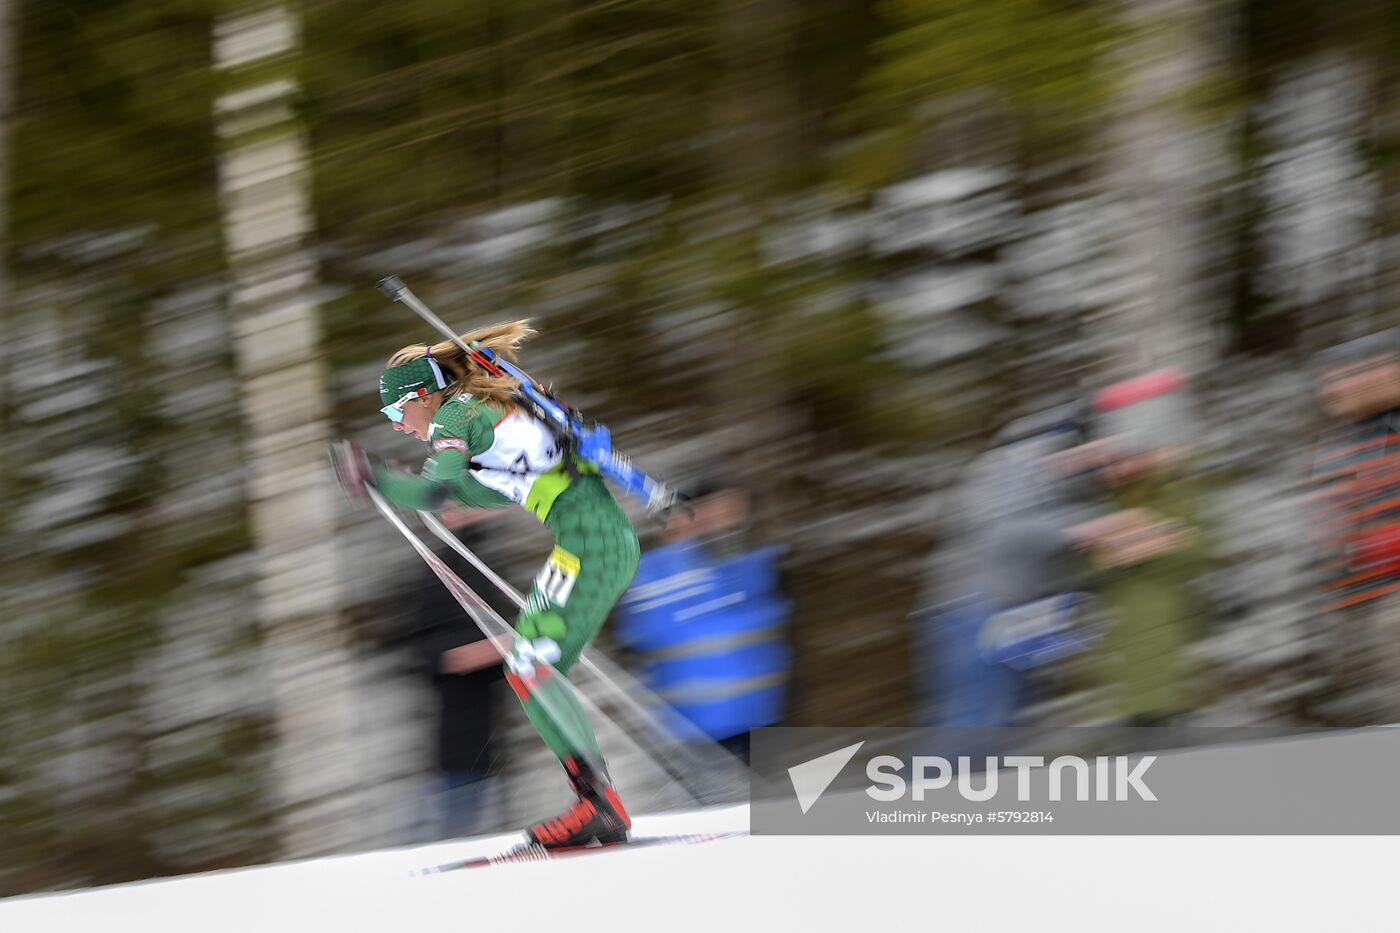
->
<box><xmin>788</xmin><ymin>741</ymin><xmax>865</xmax><ymax>814</ymax></box>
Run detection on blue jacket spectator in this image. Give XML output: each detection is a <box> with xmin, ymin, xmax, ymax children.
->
<box><xmin>613</xmin><ymin>486</ymin><xmax>790</xmax><ymax>762</ymax></box>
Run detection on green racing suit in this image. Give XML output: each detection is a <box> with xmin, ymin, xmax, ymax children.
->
<box><xmin>374</xmin><ymin>394</ymin><xmax>641</xmax><ymax>768</ymax></box>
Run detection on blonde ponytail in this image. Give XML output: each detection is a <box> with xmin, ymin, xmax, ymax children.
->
<box><xmin>386</xmin><ymin>320</ymin><xmax>535</xmax><ymax>407</ymax></box>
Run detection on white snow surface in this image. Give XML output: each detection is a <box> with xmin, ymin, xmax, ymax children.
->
<box><xmin>1</xmin><ymin>804</ymin><xmax>1394</xmax><ymax>933</ymax></box>
<box><xmin>0</xmin><ymin>806</ymin><xmax>746</xmax><ymax>933</ymax></box>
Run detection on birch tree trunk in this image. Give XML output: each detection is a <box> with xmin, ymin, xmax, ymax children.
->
<box><xmin>1097</xmin><ymin>0</ymin><xmax>1227</xmax><ymax>382</ymax></box>
<box><xmin>213</xmin><ymin>5</ymin><xmax>360</xmax><ymax>858</ymax></box>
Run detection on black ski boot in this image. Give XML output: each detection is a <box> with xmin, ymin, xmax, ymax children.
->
<box><xmin>526</xmin><ymin>756</ymin><xmax>631</xmax><ymax>849</ymax></box>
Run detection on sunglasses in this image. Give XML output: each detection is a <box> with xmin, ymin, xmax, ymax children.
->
<box><xmin>381</xmin><ymin>388</ymin><xmax>431</xmax><ymax>423</ymax></box>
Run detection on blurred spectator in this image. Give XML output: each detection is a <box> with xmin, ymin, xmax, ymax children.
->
<box><xmin>612</xmin><ymin>480</ymin><xmax>790</xmax><ymax>763</ymax></box>
<box><xmin>1079</xmin><ymin>369</ymin><xmax>1216</xmax><ymax>727</ymax></box>
<box><xmin>406</xmin><ymin>513</ymin><xmax>511</xmax><ymax>840</ymax></box>
<box><xmin>917</xmin><ymin>401</ymin><xmax>1109</xmax><ymax>727</ymax></box>
<box><xmin>1305</xmin><ymin>331</ymin><xmax>1400</xmax><ymax>724</ymax></box>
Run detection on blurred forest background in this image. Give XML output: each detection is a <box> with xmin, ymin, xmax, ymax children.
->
<box><xmin>2</xmin><ymin>0</ymin><xmax>1398</xmax><ymax>894</ymax></box>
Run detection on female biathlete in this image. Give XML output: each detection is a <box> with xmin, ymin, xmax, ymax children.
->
<box><xmin>335</xmin><ymin>321</ymin><xmax>639</xmax><ymax>848</ymax></box>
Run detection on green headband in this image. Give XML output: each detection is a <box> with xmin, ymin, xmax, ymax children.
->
<box><xmin>379</xmin><ymin>356</ymin><xmax>449</xmax><ymax>406</ymax></box>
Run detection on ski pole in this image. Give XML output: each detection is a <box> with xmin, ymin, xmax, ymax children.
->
<box><xmin>409</xmin><ymin>511</ymin><xmax>732</xmax><ymax>805</ymax></box>
<box><xmin>376</xmin><ymin>275</ymin><xmax>680</xmax><ymax>513</ymax></box>
<box><xmin>365</xmin><ymin>486</ymin><xmax>611</xmax><ymax>780</ymax></box>
<box><xmin>416</xmin><ymin>510</ymin><xmax>750</xmax><ymax>794</ymax></box>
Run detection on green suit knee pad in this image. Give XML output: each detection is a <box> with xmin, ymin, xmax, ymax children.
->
<box><xmin>517</xmin><ymin>609</ymin><xmax>568</xmax><ymax>642</ymax></box>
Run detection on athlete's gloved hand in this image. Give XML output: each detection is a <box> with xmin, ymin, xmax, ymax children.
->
<box><xmin>507</xmin><ymin>636</ymin><xmax>562</xmax><ymax>678</ymax></box>
<box><xmin>328</xmin><ymin>439</ymin><xmax>380</xmax><ymax>507</ymax></box>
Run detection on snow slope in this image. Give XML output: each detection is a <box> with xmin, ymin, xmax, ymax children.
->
<box><xmin>0</xmin><ymin>805</ymin><xmax>750</xmax><ymax>933</ymax></box>
<box><xmin>1</xmin><ymin>803</ymin><xmax>1393</xmax><ymax>933</ymax></box>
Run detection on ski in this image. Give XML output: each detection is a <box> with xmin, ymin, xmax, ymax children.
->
<box><xmin>412</xmin><ymin>830</ymin><xmax>748</xmax><ymax>876</ymax></box>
